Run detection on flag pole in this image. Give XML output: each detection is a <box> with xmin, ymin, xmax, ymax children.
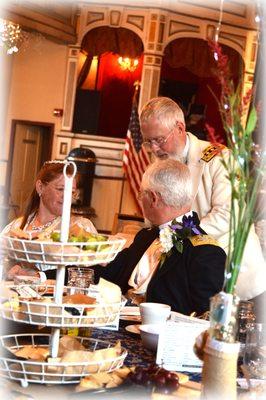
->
<box><xmin>119</xmin><ymin>81</ymin><xmax>141</xmax><ymax>214</ymax></box>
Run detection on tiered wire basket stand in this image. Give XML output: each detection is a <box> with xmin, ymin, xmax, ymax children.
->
<box><xmin>0</xmin><ymin>235</ymin><xmax>126</xmax><ymax>387</ymax></box>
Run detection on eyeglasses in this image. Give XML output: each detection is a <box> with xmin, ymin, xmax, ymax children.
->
<box><xmin>43</xmin><ymin>182</ymin><xmax>77</xmax><ymax>197</ymax></box>
<box><xmin>142</xmin><ymin>128</ymin><xmax>174</xmax><ymax>148</ymax></box>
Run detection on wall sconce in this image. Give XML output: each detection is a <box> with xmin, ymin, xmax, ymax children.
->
<box><xmin>53</xmin><ymin>108</ymin><xmax>63</xmax><ymax>117</ymax></box>
<box><xmin>118</xmin><ymin>57</ymin><xmax>139</xmax><ymax>72</ymax></box>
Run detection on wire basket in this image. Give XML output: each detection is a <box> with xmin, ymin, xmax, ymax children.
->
<box><xmin>0</xmin><ymin>284</ymin><xmax>126</xmax><ymax>329</ymax></box>
<box><xmin>0</xmin><ymin>333</ymin><xmax>127</xmax><ymax>386</ymax></box>
<box><xmin>0</xmin><ymin>235</ymin><xmax>126</xmax><ymax>266</ymax></box>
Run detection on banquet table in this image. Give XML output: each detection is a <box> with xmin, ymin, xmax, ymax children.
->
<box><xmin>0</xmin><ymin>319</ymin><xmax>202</xmax><ymax>399</ymax></box>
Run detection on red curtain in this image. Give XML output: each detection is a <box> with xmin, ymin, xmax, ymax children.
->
<box><xmin>164</xmin><ymin>38</ymin><xmax>243</xmax><ymax>79</ymax></box>
<box><xmin>78</xmin><ymin>27</ymin><xmax>144</xmax><ymax>138</ymax></box>
<box><xmin>96</xmin><ymin>52</ymin><xmax>143</xmax><ymax>138</ymax></box>
<box><xmin>161</xmin><ymin>38</ymin><xmax>244</xmax><ymax>142</ymax></box>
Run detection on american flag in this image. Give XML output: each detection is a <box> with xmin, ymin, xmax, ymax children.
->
<box><xmin>123</xmin><ymin>86</ymin><xmax>150</xmax><ymax>211</ymax></box>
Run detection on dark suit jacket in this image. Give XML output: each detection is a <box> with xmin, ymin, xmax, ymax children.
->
<box><xmin>93</xmin><ymin>217</ymin><xmax>226</xmax><ymax>315</ymax></box>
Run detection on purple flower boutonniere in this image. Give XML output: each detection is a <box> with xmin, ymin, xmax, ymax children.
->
<box><xmin>159</xmin><ymin>215</ymin><xmax>201</xmax><ymax>257</ymax></box>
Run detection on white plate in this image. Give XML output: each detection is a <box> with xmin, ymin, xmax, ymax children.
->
<box><xmin>125</xmin><ymin>324</ymin><xmax>140</xmax><ymax>335</ymax></box>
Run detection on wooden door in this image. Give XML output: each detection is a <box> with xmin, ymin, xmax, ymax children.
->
<box><xmin>9</xmin><ymin>124</ymin><xmax>44</xmax><ymax>218</ymax></box>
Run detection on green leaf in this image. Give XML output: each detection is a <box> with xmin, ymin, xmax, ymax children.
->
<box><xmin>159</xmin><ymin>253</ymin><xmax>167</xmax><ymax>268</ymax></box>
<box><xmin>245</xmin><ymin>107</ymin><xmax>257</xmax><ymax>136</ymax></box>
<box><xmin>174</xmin><ymin>241</ymin><xmax>183</xmax><ymax>254</ymax></box>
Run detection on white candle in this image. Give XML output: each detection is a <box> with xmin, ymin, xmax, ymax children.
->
<box><xmin>60</xmin><ymin>161</ymin><xmax>77</xmax><ymax>242</ymax></box>
<box><xmin>51</xmin><ymin>161</ymin><xmax>77</xmax><ymax>359</ymax></box>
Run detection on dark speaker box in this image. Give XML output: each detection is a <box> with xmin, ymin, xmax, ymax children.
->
<box><xmin>72</xmin><ymin>89</ymin><xmax>101</xmax><ymax>134</ymax></box>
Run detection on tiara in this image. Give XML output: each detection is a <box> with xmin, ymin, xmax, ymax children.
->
<box><xmin>43</xmin><ymin>160</ymin><xmax>67</xmax><ymax>166</ymax></box>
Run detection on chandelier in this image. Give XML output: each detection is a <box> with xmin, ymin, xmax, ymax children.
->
<box><xmin>0</xmin><ymin>18</ymin><xmax>22</xmax><ymax>54</ymax></box>
<box><xmin>118</xmin><ymin>56</ymin><xmax>139</xmax><ymax>72</ymax></box>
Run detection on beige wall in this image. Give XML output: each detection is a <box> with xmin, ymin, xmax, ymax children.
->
<box><xmin>4</xmin><ymin>38</ymin><xmax>68</xmax><ymax>159</ymax></box>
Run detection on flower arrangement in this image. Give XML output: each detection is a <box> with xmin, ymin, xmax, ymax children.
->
<box><xmin>206</xmin><ymin>40</ymin><xmax>266</xmax><ymax>294</ymax></box>
<box><xmin>159</xmin><ymin>214</ymin><xmax>201</xmax><ymax>255</ymax></box>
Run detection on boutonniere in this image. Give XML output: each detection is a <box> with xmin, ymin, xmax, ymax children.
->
<box><xmin>159</xmin><ymin>215</ymin><xmax>201</xmax><ymax>258</ymax></box>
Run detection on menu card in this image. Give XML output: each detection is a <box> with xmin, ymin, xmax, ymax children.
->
<box><xmin>156</xmin><ymin>320</ymin><xmax>208</xmax><ymax>372</ymax></box>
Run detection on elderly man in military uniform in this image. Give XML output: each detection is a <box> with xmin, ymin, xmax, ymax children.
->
<box><xmin>94</xmin><ymin>159</ymin><xmax>225</xmax><ymax>315</ymax></box>
<box><xmin>139</xmin><ymin>96</ymin><xmax>265</xmax><ymax>302</ymax></box>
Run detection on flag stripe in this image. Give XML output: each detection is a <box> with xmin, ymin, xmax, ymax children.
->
<box><xmin>123</xmin><ymin>93</ymin><xmax>150</xmax><ymax>213</ymax></box>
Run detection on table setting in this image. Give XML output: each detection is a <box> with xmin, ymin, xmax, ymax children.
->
<box><xmin>1</xmin><ymin>86</ymin><xmax>266</xmax><ymax>400</ymax></box>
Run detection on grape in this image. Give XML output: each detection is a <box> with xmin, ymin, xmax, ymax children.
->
<box><xmin>154</xmin><ymin>374</ymin><xmax>166</xmax><ymax>388</ymax></box>
<box><xmin>128</xmin><ymin>364</ymin><xmax>180</xmax><ymax>393</ymax></box>
<box><xmin>165</xmin><ymin>379</ymin><xmax>179</xmax><ymax>391</ymax></box>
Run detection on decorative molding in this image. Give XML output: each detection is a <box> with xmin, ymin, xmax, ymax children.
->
<box><xmin>154</xmin><ymin>56</ymin><xmax>162</xmax><ymax>65</ymax></box>
<box><xmin>179</xmin><ymin>0</ymin><xmax>247</xmax><ymax>18</ymax></box>
<box><xmin>220</xmin><ymin>31</ymin><xmax>246</xmax><ymax>51</ymax></box>
<box><xmin>250</xmin><ymin>42</ymin><xmax>257</xmax><ymax>63</ymax></box>
<box><xmin>70</xmin><ymin>48</ymin><xmax>79</xmax><ymax>56</ymax></box>
<box><xmin>169</xmin><ymin>20</ymin><xmax>200</xmax><ymax>37</ymax></box>
<box><xmin>149</xmin><ymin>21</ymin><xmax>157</xmax><ymax>42</ymax></box>
<box><xmin>127</xmin><ymin>14</ymin><xmax>144</xmax><ymax>31</ymax></box>
<box><xmin>151</xmin><ymin>69</ymin><xmax>160</xmax><ymax>98</ymax></box>
<box><xmin>110</xmin><ymin>10</ymin><xmax>121</xmax><ymax>26</ymax></box>
<box><xmin>62</xmin><ymin>60</ymin><xmax>77</xmax><ymax>130</ymax></box>
<box><xmin>206</xmin><ymin>24</ymin><xmax>215</xmax><ymax>41</ymax></box>
<box><xmin>1</xmin><ymin>3</ymin><xmax>77</xmax><ymax>44</ymax></box>
<box><xmin>86</xmin><ymin>12</ymin><xmax>104</xmax><ymax>25</ymax></box>
<box><xmin>140</xmin><ymin>68</ymin><xmax>152</xmax><ymax>108</ymax></box>
<box><xmin>143</xmin><ymin>54</ymin><xmax>162</xmax><ymax>66</ymax></box>
<box><xmin>158</xmin><ymin>22</ymin><xmax>164</xmax><ymax>43</ymax></box>
<box><xmin>59</xmin><ymin>142</ymin><xmax>68</xmax><ymax>155</ymax></box>
<box><xmin>245</xmin><ymin>73</ymin><xmax>254</xmax><ymax>83</ymax></box>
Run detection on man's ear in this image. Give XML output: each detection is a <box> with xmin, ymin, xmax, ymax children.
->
<box><xmin>149</xmin><ymin>190</ymin><xmax>162</xmax><ymax>208</ymax></box>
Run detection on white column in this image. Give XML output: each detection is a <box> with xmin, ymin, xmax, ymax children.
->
<box><xmin>61</xmin><ymin>45</ymin><xmax>81</xmax><ymax>131</ymax></box>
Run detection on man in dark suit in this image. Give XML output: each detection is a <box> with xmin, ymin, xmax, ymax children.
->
<box><xmin>94</xmin><ymin>159</ymin><xmax>226</xmax><ymax>316</ymax></box>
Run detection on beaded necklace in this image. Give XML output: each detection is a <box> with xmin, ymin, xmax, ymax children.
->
<box><xmin>29</xmin><ymin>214</ymin><xmax>58</xmax><ymax>232</ymax></box>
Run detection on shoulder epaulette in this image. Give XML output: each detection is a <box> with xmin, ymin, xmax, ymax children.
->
<box><xmin>189</xmin><ymin>234</ymin><xmax>220</xmax><ymax>247</ymax></box>
<box><xmin>201</xmin><ymin>143</ymin><xmax>226</xmax><ymax>162</ymax></box>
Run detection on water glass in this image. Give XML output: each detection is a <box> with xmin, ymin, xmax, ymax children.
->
<box><xmin>243</xmin><ymin>323</ymin><xmax>266</xmax><ymax>379</ymax></box>
<box><xmin>67</xmin><ymin>267</ymin><xmax>94</xmax><ymax>294</ymax></box>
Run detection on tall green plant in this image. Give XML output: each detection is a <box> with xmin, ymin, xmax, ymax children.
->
<box><xmin>206</xmin><ymin>41</ymin><xmax>266</xmax><ymax>294</ymax></box>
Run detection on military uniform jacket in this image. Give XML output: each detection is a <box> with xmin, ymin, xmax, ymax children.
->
<box><xmin>187</xmin><ymin>133</ymin><xmax>266</xmax><ymax>300</ymax></box>
<box><xmin>146</xmin><ymin>236</ymin><xmax>225</xmax><ymax>315</ymax></box>
<box><xmin>94</xmin><ymin>216</ymin><xmax>226</xmax><ymax>315</ymax></box>
<box><xmin>187</xmin><ymin>132</ymin><xmax>231</xmax><ymax>250</ymax></box>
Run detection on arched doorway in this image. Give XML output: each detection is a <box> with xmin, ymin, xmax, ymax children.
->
<box><xmin>73</xmin><ymin>26</ymin><xmax>144</xmax><ymax>138</ymax></box>
<box><xmin>160</xmin><ymin>38</ymin><xmax>244</xmax><ymax>143</ymax></box>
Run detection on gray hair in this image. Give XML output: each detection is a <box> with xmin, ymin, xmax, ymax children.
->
<box><xmin>141</xmin><ymin>159</ymin><xmax>192</xmax><ymax>208</ymax></box>
<box><xmin>140</xmin><ymin>96</ymin><xmax>185</xmax><ymax>130</ymax></box>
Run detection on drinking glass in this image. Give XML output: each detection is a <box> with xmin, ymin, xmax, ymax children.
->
<box><xmin>243</xmin><ymin>323</ymin><xmax>266</xmax><ymax>379</ymax></box>
<box><xmin>67</xmin><ymin>267</ymin><xmax>94</xmax><ymax>294</ymax></box>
